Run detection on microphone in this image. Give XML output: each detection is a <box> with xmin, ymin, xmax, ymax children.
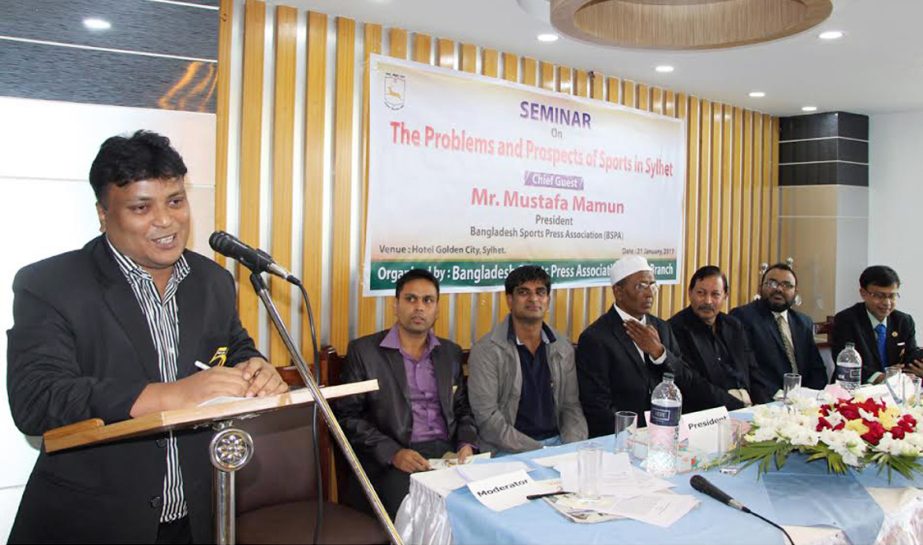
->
<box><xmin>689</xmin><ymin>475</ymin><xmax>749</xmax><ymax>512</ymax></box>
<box><xmin>209</xmin><ymin>231</ymin><xmax>299</xmax><ymax>284</ymax></box>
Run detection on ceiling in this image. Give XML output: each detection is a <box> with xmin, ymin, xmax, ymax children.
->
<box><xmin>284</xmin><ymin>0</ymin><xmax>923</xmax><ymax>117</ymax></box>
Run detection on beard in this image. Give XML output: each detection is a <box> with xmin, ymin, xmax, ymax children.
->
<box><xmin>765</xmin><ymin>297</ymin><xmax>794</xmax><ymax>313</ymax></box>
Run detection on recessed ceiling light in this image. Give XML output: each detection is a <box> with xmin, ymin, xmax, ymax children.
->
<box><xmin>537</xmin><ymin>33</ymin><xmax>559</xmax><ymax>42</ymax></box>
<box><xmin>818</xmin><ymin>30</ymin><xmax>844</xmax><ymax>40</ymax></box>
<box><xmin>802</xmin><ymin>106</ymin><xmax>818</xmax><ymax>112</ymax></box>
<box><xmin>83</xmin><ymin>17</ymin><xmax>111</xmax><ymax>31</ymax></box>
<box><xmin>749</xmin><ymin>91</ymin><xmax>766</xmax><ymax>98</ymax></box>
<box><xmin>655</xmin><ymin>65</ymin><xmax>674</xmax><ymax>73</ymax></box>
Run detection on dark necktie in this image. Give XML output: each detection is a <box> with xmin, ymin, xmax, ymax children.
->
<box><xmin>875</xmin><ymin>323</ymin><xmax>887</xmax><ymax>370</ymax></box>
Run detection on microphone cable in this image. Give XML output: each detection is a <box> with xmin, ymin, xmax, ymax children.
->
<box><xmin>295</xmin><ymin>280</ymin><xmax>324</xmax><ymax>545</ymax></box>
<box><xmin>745</xmin><ymin>509</ymin><xmax>794</xmax><ymax>545</ymax></box>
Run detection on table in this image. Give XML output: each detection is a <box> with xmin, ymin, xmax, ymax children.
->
<box><xmin>395</xmin><ymin>435</ymin><xmax>923</xmax><ymax>545</ymax></box>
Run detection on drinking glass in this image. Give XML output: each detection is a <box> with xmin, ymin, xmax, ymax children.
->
<box><xmin>783</xmin><ymin>373</ymin><xmax>801</xmax><ymax>412</ymax></box>
<box><xmin>886</xmin><ymin>366</ymin><xmax>904</xmax><ymax>404</ymax></box>
<box><xmin>614</xmin><ymin>411</ymin><xmax>638</xmax><ymax>456</ymax></box>
<box><xmin>908</xmin><ymin>374</ymin><xmax>922</xmax><ymax>407</ymax></box>
<box><xmin>577</xmin><ymin>443</ymin><xmax>602</xmax><ymax>501</ymax></box>
<box><xmin>718</xmin><ymin>418</ymin><xmax>742</xmax><ymax>475</ymax></box>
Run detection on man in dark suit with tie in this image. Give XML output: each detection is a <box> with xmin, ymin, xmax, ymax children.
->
<box><xmin>730</xmin><ymin>263</ymin><xmax>828</xmax><ymax>402</ymax></box>
<box><xmin>6</xmin><ymin>130</ymin><xmax>288</xmax><ymax>544</ymax></box>
<box><xmin>831</xmin><ymin>265</ymin><xmax>921</xmax><ymax>383</ymax></box>
<box><xmin>576</xmin><ymin>256</ymin><xmax>729</xmax><ymax>438</ymax></box>
<box><xmin>669</xmin><ymin>266</ymin><xmax>762</xmax><ymax>406</ymax></box>
<box><xmin>336</xmin><ymin>269</ymin><xmax>477</xmax><ymax>518</ymax></box>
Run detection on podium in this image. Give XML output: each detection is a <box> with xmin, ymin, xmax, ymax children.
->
<box><xmin>43</xmin><ymin>379</ymin><xmax>380</xmax><ymax>544</ymax></box>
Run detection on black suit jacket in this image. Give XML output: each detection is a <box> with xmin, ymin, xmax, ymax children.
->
<box><xmin>6</xmin><ymin>236</ymin><xmax>261</xmax><ymax>544</ymax></box>
<box><xmin>575</xmin><ymin>307</ymin><xmax>732</xmax><ymax>438</ymax></box>
<box><xmin>669</xmin><ymin>307</ymin><xmax>760</xmax><ymax>405</ymax></box>
<box><xmin>831</xmin><ymin>302</ymin><xmax>919</xmax><ymax>383</ymax></box>
<box><xmin>335</xmin><ymin>329</ymin><xmax>477</xmax><ymax>473</ymax></box>
<box><xmin>729</xmin><ymin>299</ymin><xmax>827</xmax><ymax>402</ymax></box>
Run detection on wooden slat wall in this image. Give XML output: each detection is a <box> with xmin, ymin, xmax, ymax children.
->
<box><xmin>268</xmin><ymin>6</ymin><xmax>297</xmax><ymax>364</ymax></box>
<box><xmin>216</xmin><ymin>0</ymin><xmax>781</xmax><ymax>357</ymax></box>
<box><xmin>235</xmin><ymin>0</ymin><xmax>265</xmax><ymax>346</ymax></box>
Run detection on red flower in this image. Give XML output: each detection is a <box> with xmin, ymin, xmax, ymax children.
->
<box><xmin>900</xmin><ymin>414</ymin><xmax>917</xmax><ymax>431</ymax></box>
<box><xmin>820</xmin><ymin>405</ymin><xmax>831</xmax><ymax>417</ymax></box>
<box><xmin>817</xmin><ymin>417</ymin><xmax>832</xmax><ymax>431</ymax></box>
<box><xmin>891</xmin><ymin>427</ymin><xmax>906</xmax><ymax>440</ymax></box>
<box><xmin>858</xmin><ymin>398</ymin><xmax>883</xmax><ymax>414</ymax></box>
<box><xmin>833</xmin><ymin>421</ymin><xmax>845</xmax><ymax>431</ymax></box>
<box><xmin>839</xmin><ymin>406</ymin><xmax>860</xmax><ymax>420</ymax></box>
<box><xmin>861</xmin><ymin>419</ymin><xmax>885</xmax><ymax>445</ymax></box>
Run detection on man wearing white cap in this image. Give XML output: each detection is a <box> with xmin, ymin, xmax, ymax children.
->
<box><xmin>576</xmin><ymin>256</ymin><xmax>722</xmax><ymax>438</ymax></box>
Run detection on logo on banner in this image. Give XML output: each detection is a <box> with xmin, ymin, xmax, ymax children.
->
<box><xmin>384</xmin><ymin>72</ymin><xmax>406</xmax><ymax>110</ymax></box>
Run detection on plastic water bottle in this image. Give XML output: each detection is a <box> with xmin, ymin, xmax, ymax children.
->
<box><xmin>647</xmin><ymin>372</ymin><xmax>682</xmax><ymax>478</ymax></box>
<box><xmin>835</xmin><ymin>342</ymin><xmax>862</xmax><ymax>392</ymax></box>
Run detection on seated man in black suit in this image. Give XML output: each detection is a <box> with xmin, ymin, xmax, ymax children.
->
<box><xmin>730</xmin><ymin>263</ymin><xmax>828</xmax><ymax>402</ymax></box>
<box><xmin>831</xmin><ymin>265</ymin><xmax>921</xmax><ymax>383</ymax></box>
<box><xmin>6</xmin><ymin>130</ymin><xmax>288</xmax><ymax>544</ymax></box>
<box><xmin>336</xmin><ymin>269</ymin><xmax>477</xmax><ymax>518</ymax></box>
<box><xmin>576</xmin><ymin>256</ymin><xmax>728</xmax><ymax>438</ymax></box>
<box><xmin>669</xmin><ymin>266</ymin><xmax>761</xmax><ymax>406</ymax></box>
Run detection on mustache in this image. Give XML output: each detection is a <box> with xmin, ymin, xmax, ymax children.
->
<box><xmin>695</xmin><ymin>304</ymin><xmax>716</xmax><ymax>313</ymax></box>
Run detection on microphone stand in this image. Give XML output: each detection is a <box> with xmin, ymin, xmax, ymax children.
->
<box><xmin>248</xmin><ymin>272</ymin><xmax>403</xmax><ymax>545</ymax></box>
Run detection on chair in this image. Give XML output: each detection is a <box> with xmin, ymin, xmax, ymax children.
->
<box><xmin>234</xmin><ymin>389</ymin><xmax>387</xmax><ymax>544</ymax></box>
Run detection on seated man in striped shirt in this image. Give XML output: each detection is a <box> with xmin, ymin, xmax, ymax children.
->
<box><xmin>6</xmin><ymin>130</ymin><xmax>288</xmax><ymax>544</ymax></box>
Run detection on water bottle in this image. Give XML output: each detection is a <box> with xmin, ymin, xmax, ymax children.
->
<box><xmin>647</xmin><ymin>372</ymin><xmax>682</xmax><ymax>478</ymax></box>
<box><xmin>835</xmin><ymin>342</ymin><xmax>862</xmax><ymax>392</ymax></box>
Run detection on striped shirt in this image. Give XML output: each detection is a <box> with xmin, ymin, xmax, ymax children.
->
<box><xmin>107</xmin><ymin>238</ymin><xmax>190</xmax><ymax>523</ymax></box>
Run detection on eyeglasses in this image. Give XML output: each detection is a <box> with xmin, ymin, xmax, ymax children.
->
<box><xmin>626</xmin><ymin>281</ymin><xmax>658</xmax><ymax>294</ymax></box>
<box><xmin>763</xmin><ymin>279</ymin><xmax>795</xmax><ymax>291</ymax></box>
<box><xmin>863</xmin><ymin>289</ymin><xmax>900</xmax><ymax>302</ymax></box>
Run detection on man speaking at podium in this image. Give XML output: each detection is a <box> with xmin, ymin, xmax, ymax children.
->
<box><xmin>6</xmin><ymin>131</ymin><xmax>288</xmax><ymax>544</ymax></box>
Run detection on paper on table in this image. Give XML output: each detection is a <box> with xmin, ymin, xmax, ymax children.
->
<box><xmin>428</xmin><ymin>451</ymin><xmax>492</xmax><ymax>470</ymax></box>
<box><xmin>457</xmin><ymin>461</ymin><xmax>529</xmax><ymax>482</ymax></box>
<box><xmin>533</xmin><ymin>451</ymin><xmax>578</xmax><ymax>468</ymax></box>
<box><xmin>556</xmin><ymin>452</ymin><xmax>673</xmax><ymax>499</ymax></box>
<box><xmin>411</xmin><ymin>467</ymin><xmax>468</xmax><ymax>498</ymax></box>
<box><xmin>466</xmin><ymin>469</ymin><xmax>536</xmax><ymax>512</ymax></box>
<box><xmin>198</xmin><ymin>396</ymin><xmax>246</xmax><ymax>407</ymax></box>
<box><xmin>594</xmin><ymin>492</ymin><xmax>699</xmax><ymax>527</ymax></box>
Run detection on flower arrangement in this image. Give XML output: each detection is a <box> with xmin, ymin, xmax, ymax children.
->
<box><xmin>738</xmin><ymin>393</ymin><xmax>923</xmax><ymax>480</ymax></box>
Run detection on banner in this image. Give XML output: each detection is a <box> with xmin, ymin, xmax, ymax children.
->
<box><xmin>365</xmin><ymin>54</ymin><xmax>686</xmax><ymax>294</ymax></box>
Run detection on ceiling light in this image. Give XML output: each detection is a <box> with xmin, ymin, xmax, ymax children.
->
<box><xmin>749</xmin><ymin>91</ymin><xmax>766</xmax><ymax>98</ymax></box>
<box><xmin>655</xmin><ymin>65</ymin><xmax>674</xmax><ymax>73</ymax></box>
<box><xmin>537</xmin><ymin>33</ymin><xmax>559</xmax><ymax>42</ymax></box>
<box><xmin>83</xmin><ymin>17</ymin><xmax>111</xmax><ymax>31</ymax></box>
<box><xmin>802</xmin><ymin>106</ymin><xmax>818</xmax><ymax>112</ymax></box>
<box><xmin>818</xmin><ymin>30</ymin><xmax>844</xmax><ymax>40</ymax></box>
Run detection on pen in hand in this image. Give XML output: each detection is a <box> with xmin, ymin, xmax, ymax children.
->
<box><xmin>194</xmin><ymin>360</ymin><xmax>210</xmax><ymax>371</ymax></box>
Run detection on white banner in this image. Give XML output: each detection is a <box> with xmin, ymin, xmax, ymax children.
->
<box><xmin>365</xmin><ymin>54</ymin><xmax>686</xmax><ymax>294</ymax></box>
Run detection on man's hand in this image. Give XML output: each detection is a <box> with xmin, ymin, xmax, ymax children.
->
<box><xmin>905</xmin><ymin>360</ymin><xmax>923</xmax><ymax>379</ymax></box>
<box><xmin>131</xmin><ymin>366</ymin><xmax>252</xmax><ymax>417</ymax></box>
<box><xmin>456</xmin><ymin>445</ymin><xmax>475</xmax><ymax>464</ymax></box>
<box><xmin>238</xmin><ymin>357</ymin><xmax>289</xmax><ymax>397</ymax></box>
<box><xmin>624</xmin><ymin>320</ymin><xmax>665</xmax><ymax>359</ymax></box>
<box><xmin>391</xmin><ymin>448</ymin><xmax>430</xmax><ymax>473</ymax></box>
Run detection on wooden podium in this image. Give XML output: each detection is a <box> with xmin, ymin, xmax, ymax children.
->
<box><xmin>43</xmin><ymin>379</ymin><xmax>380</xmax><ymax>544</ymax></box>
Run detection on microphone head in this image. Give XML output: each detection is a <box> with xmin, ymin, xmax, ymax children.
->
<box><xmin>689</xmin><ymin>474</ymin><xmax>709</xmax><ymax>493</ymax></box>
<box><xmin>209</xmin><ymin>230</ymin><xmax>229</xmax><ymax>253</ymax></box>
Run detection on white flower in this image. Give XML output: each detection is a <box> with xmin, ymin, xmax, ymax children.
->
<box><xmin>819</xmin><ymin>429</ymin><xmax>867</xmax><ymax>467</ymax></box>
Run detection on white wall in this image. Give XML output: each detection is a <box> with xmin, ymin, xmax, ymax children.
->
<box><xmin>0</xmin><ymin>97</ymin><xmax>214</xmax><ymax>542</ymax></box>
<box><xmin>868</xmin><ymin>110</ymin><xmax>923</xmax><ymax>324</ymax></box>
